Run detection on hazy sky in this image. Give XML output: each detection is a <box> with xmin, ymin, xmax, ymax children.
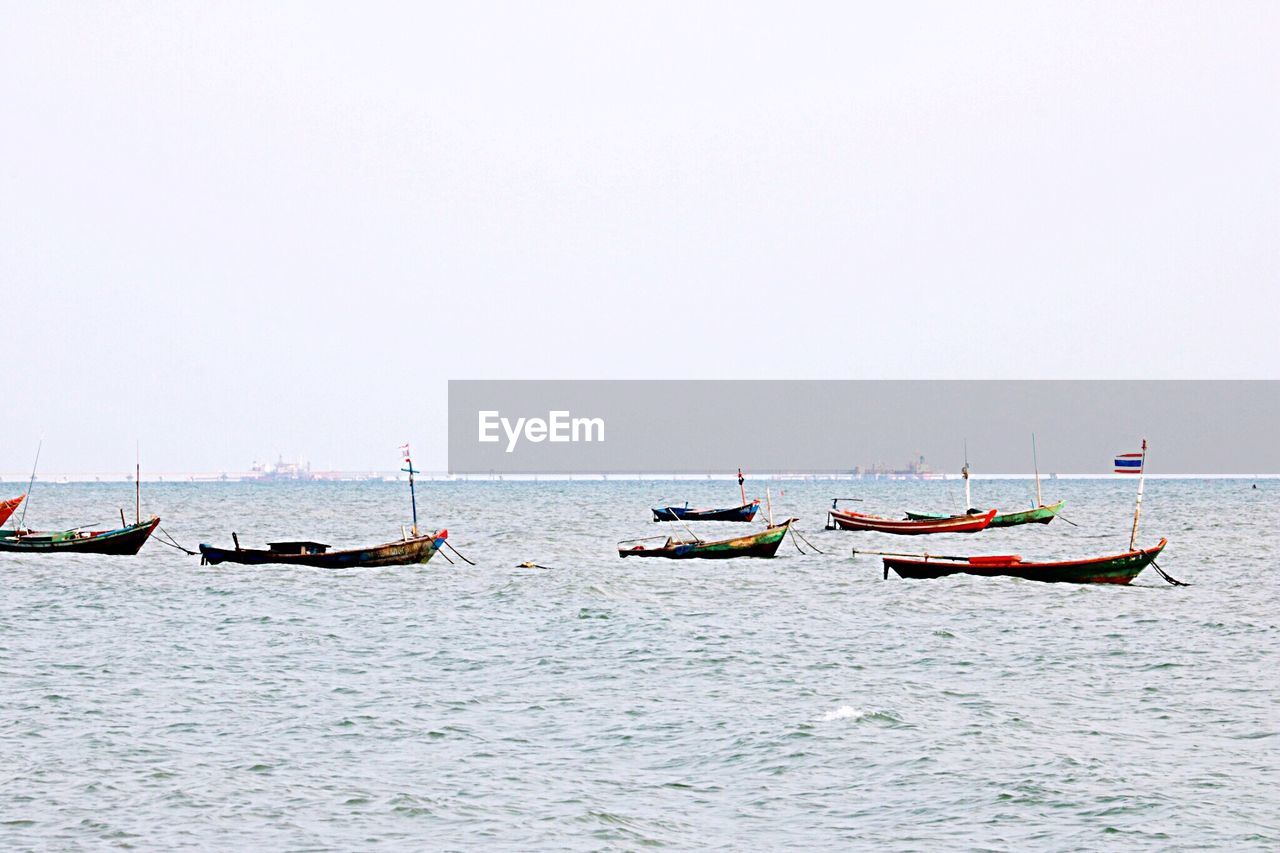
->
<box><xmin>3</xmin><ymin>2</ymin><xmax>1277</xmax><ymax>473</ymax></box>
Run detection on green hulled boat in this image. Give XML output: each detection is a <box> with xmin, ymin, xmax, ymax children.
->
<box><xmin>905</xmin><ymin>500</ymin><xmax>1064</xmax><ymax>528</ymax></box>
<box><xmin>618</xmin><ymin>519</ymin><xmax>793</xmax><ymax>559</ymax></box>
<box><xmin>909</xmin><ymin>444</ymin><xmax>1064</xmax><ymax>528</ymax></box>
<box><xmin>878</xmin><ymin>538</ymin><xmax>1167</xmax><ymax>584</ymax></box>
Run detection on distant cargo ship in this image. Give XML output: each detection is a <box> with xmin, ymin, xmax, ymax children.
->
<box><xmin>853</xmin><ymin>455</ymin><xmax>940</xmax><ymax>480</ymax></box>
<box><xmin>245</xmin><ymin>456</ymin><xmax>382</xmax><ymax>483</ymax></box>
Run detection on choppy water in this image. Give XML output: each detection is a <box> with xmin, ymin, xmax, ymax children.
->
<box><xmin>1</xmin><ymin>478</ymin><xmax>1276</xmax><ymax>849</ymax></box>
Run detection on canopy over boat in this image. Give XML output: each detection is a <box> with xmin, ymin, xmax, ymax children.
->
<box><xmin>652</xmin><ymin>501</ymin><xmax>759</xmax><ymax>523</ymax></box>
<box><xmin>0</xmin><ymin>517</ymin><xmax>160</xmax><ymax>555</ymax></box>
<box><xmin>827</xmin><ymin>507</ymin><xmax>997</xmax><ymax>535</ymax></box>
<box><xmin>199</xmin><ymin>529</ymin><xmax>448</xmax><ymax>568</ymax></box>
<box><xmin>0</xmin><ymin>495</ymin><xmax>23</xmax><ymax>527</ymax></box>
<box><xmin>619</xmin><ymin>519</ymin><xmax>793</xmax><ymax>559</ymax></box>
<box><xmin>875</xmin><ymin>538</ymin><xmax>1168</xmax><ymax>584</ymax></box>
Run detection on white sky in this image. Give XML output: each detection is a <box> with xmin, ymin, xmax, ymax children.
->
<box><xmin>3</xmin><ymin>2</ymin><xmax>1277</xmax><ymax>472</ymax></box>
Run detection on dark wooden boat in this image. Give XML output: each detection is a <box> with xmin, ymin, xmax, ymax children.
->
<box><xmin>619</xmin><ymin>519</ymin><xmax>792</xmax><ymax>559</ymax></box>
<box><xmin>877</xmin><ymin>538</ymin><xmax>1168</xmax><ymax>584</ymax></box>
<box><xmin>199</xmin><ymin>529</ymin><xmax>448</xmax><ymax>568</ymax></box>
<box><xmin>827</xmin><ymin>507</ymin><xmax>996</xmax><ymax>535</ymax></box>
<box><xmin>0</xmin><ymin>517</ymin><xmax>160</xmax><ymax>555</ymax></box>
<box><xmin>0</xmin><ymin>495</ymin><xmax>23</xmax><ymax>527</ymax></box>
<box><xmin>904</xmin><ymin>500</ymin><xmax>1065</xmax><ymax>528</ymax></box>
<box><xmin>652</xmin><ymin>500</ymin><xmax>759</xmax><ymax>522</ymax></box>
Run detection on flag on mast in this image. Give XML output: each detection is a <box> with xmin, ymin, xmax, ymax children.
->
<box><xmin>1114</xmin><ymin>452</ymin><xmax>1144</xmax><ymax>474</ymax></box>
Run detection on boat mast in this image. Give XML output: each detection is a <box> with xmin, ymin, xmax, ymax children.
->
<box><xmin>401</xmin><ymin>444</ymin><xmax>419</xmax><ymax>537</ymax></box>
<box><xmin>15</xmin><ymin>439</ymin><xmax>41</xmax><ymax>531</ymax></box>
<box><xmin>136</xmin><ymin>442</ymin><xmax>141</xmax><ymax>525</ymax></box>
<box><xmin>1032</xmin><ymin>433</ymin><xmax>1042</xmax><ymax>508</ymax></box>
<box><xmin>738</xmin><ymin>467</ymin><xmax>746</xmax><ymax>506</ymax></box>
<box><xmin>962</xmin><ymin>440</ymin><xmax>971</xmax><ymax>511</ymax></box>
<box><xmin>1128</xmin><ymin>438</ymin><xmax>1147</xmax><ymax>551</ymax></box>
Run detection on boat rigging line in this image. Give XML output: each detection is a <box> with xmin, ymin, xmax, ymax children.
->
<box><xmin>15</xmin><ymin>439</ymin><xmax>41</xmax><ymax>530</ymax></box>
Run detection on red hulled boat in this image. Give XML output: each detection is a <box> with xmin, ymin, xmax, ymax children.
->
<box><xmin>827</xmin><ymin>506</ymin><xmax>997</xmax><ymax>535</ymax></box>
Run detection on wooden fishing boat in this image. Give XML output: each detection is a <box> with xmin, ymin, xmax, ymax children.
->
<box><xmin>200</xmin><ymin>446</ymin><xmax>455</xmax><ymax>570</ymax></box>
<box><xmin>876</xmin><ymin>538</ymin><xmax>1168</xmax><ymax>584</ymax></box>
<box><xmin>905</xmin><ymin>500</ymin><xmax>1065</xmax><ymax>528</ymax></box>
<box><xmin>908</xmin><ymin>442</ymin><xmax>1064</xmax><ymax>528</ymax></box>
<box><xmin>827</xmin><ymin>507</ymin><xmax>996</xmax><ymax>535</ymax></box>
<box><xmin>0</xmin><ymin>495</ymin><xmax>23</xmax><ymax>527</ymax></box>
<box><xmin>652</xmin><ymin>500</ymin><xmax>759</xmax><ymax>522</ymax></box>
<box><xmin>0</xmin><ymin>516</ymin><xmax>160</xmax><ymax>555</ymax></box>
<box><xmin>653</xmin><ymin>468</ymin><xmax>759</xmax><ymax>523</ymax></box>
<box><xmin>619</xmin><ymin>519</ymin><xmax>793</xmax><ymax>559</ymax></box>
<box><xmin>199</xmin><ymin>529</ymin><xmax>448</xmax><ymax>568</ymax></box>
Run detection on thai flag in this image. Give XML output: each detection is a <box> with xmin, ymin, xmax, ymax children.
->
<box><xmin>1114</xmin><ymin>452</ymin><xmax>1144</xmax><ymax>474</ymax></box>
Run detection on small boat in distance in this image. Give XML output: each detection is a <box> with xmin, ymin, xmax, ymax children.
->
<box><xmin>199</xmin><ymin>530</ymin><xmax>448</xmax><ymax>568</ymax></box>
<box><xmin>905</xmin><ymin>501</ymin><xmax>1065</xmax><ymax>528</ymax></box>
<box><xmin>0</xmin><ymin>496</ymin><xmax>23</xmax><ymax>527</ymax></box>
<box><xmin>0</xmin><ymin>446</ymin><xmax>160</xmax><ymax>555</ymax></box>
<box><xmin>873</xmin><ymin>539</ymin><xmax>1168</xmax><ymax>584</ymax></box>
<box><xmin>827</xmin><ymin>504</ymin><xmax>997</xmax><ymax>535</ymax></box>
<box><xmin>652</xmin><ymin>501</ymin><xmax>760</xmax><ymax>522</ymax></box>
<box><xmin>907</xmin><ymin>438</ymin><xmax>1064</xmax><ymax>528</ymax></box>
<box><xmin>619</xmin><ymin>519</ymin><xmax>794</xmax><ymax>559</ymax></box>
<box><xmin>0</xmin><ymin>517</ymin><xmax>160</xmax><ymax>555</ymax></box>
<box><xmin>653</xmin><ymin>468</ymin><xmax>759</xmax><ymax>522</ymax></box>
<box><xmin>199</xmin><ymin>444</ymin><xmax>450</xmax><ymax>569</ymax></box>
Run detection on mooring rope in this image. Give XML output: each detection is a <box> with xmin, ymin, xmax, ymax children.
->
<box><xmin>444</xmin><ymin>541</ymin><xmax>476</xmax><ymax>566</ymax></box>
<box><xmin>792</xmin><ymin>527</ymin><xmax>825</xmax><ymax>554</ymax></box>
<box><xmin>1151</xmin><ymin>560</ymin><xmax>1190</xmax><ymax>587</ymax></box>
<box><xmin>789</xmin><ymin>527</ymin><xmax>806</xmax><ymax>554</ymax></box>
<box><xmin>155</xmin><ymin>525</ymin><xmax>198</xmax><ymax>556</ymax></box>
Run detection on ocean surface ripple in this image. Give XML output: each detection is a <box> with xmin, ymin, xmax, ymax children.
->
<box><xmin>1</xmin><ymin>478</ymin><xmax>1276</xmax><ymax>849</ymax></box>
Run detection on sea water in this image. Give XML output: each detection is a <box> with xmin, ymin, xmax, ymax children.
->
<box><xmin>0</xmin><ymin>478</ymin><xmax>1275</xmax><ymax>849</ymax></box>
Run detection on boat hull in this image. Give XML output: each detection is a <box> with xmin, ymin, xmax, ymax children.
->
<box><xmin>0</xmin><ymin>517</ymin><xmax>160</xmax><ymax>555</ymax></box>
<box><xmin>653</xmin><ymin>501</ymin><xmax>759</xmax><ymax>522</ymax></box>
<box><xmin>905</xmin><ymin>501</ymin><xmax>1064</xmax><ymax>528</ymax></box>
<box><xmin>883</xmin><ymin>539</ymin><xmax>1168</xmax><ymax>584</ymax></box>
<box><xmin>827</xmin><ymin>508</ymin><xmax>997</xmax><ymax>535</ymax></box>
<box><xmin>620</xmin><ymin>520</ymin><xmax>791</xmax><ymax>559</ymax></box>
<box><xmin>199</xmin><ymin>531</ymin><xmax>447</xmax><ymax>568</ymax></box>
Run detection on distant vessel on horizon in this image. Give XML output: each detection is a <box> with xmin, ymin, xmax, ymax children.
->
<box><xmin>244</xmin><ymin>455</ymin><xmax>383</xmax><ymax>483</ymax></box>
<box><xmin>853</xmin><ymin>455</ymin><xmax>940</xmax><ymax>480</ymax></box>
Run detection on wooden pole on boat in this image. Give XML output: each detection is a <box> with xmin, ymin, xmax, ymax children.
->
<box><xmin>401</xmin><ymin>444</ymin><xmax>419</xmax><ymax>537</ymax></box>
<box><xmin>1032</xmin><ymin>433</ymin><xmax>1042</xmax><ymax>508</ymax></box>
<box><xmin>1128</xmin><ymin>438</ymin><xmax>1147</xmax><ymax>551</ymax></box>
<box><xmin>135</xmin><ymin>442</ymin><xmax>141</xmax><ymax>525</ymax></box>
<box><xmin>962</xmin><ymin>441</ymin><xmax>971</xmax><ymax>512</ymax></box>
<box><xmin>738</xmin><ymin>467</ymin><xmax>746</xmax><ymax>506</ymax></box>
<box><xmin>765</xmin><ymin>487</ymin><xmax>774</xmax><ymax>527</ymax></box>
